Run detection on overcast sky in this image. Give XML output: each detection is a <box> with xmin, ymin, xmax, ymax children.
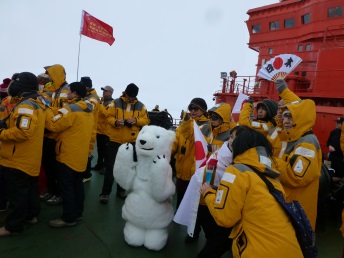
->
<box><xmin>0</xmin><ymin>0</ymin><xmax>275</xmax><ymax>119</ymax></box>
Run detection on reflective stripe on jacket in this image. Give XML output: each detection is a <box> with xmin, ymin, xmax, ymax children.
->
<box><xmin>203</xmin><ymin>147</ymin><xmax>303</xmax><ymax>258</ymax></box>
<box><xmin>97</xmin><ymin>98</ymin><xmax>113</xmax><ymax>135</ymax></box>
<box><xmin>85</xmin><ymin>89</ymin><xmax>100</xmax><ymax>154</ymax></box>
<box><xmin>172</xmin><ymin>116</ymin><xmax>209</xmax><ymax>181</ymax></box>
<box><xmin>276</xmin><ymin>90</ymin><xmax>321</xmax><ymax>230</ymax></box>
<box><xmin>106</xmin><ymin>96</ymin><xmax>149</xmax><ymax>143</ymax></box>
<box><xmin>0</xmin><ymin>97</ymin><xmax>46</xmax><ymax>176</ymax></box>
<box><xmin>45</xmin><ymin>99</ymin><xmax>94</xmax><ymax>172</ymax></box>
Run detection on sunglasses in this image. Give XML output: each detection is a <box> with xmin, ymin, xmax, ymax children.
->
<box><xmin>188</xmin><ymin>106</ymin><xmax>200</xmax><ymax>111</ymax></box>
<box><xmin>210</xmin><ymin>114</ymin><xmax>221</xmax><ymax>121</ymax></box>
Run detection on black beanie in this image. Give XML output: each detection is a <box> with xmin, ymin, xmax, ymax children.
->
<box><xmin>125</xmin><ymin>83</ymin><xmax>139</xmax><ymax>97</ymax></box>
<box><xmin>257</xmin><ymin>99</ymin><xmax>278</xmax><ymax>118</ymax></box>
<box><xmin>80</xmin><ymin>76</ymin><xmax>92</xmax><ymax>87</ymax></box>
<box><xmin>188</xmin><ymin>98</ymin><xmax>207</xmax><ymax>112</ymax></box>
<box><xmin>8</xmin><ymin>72</ymin><xmax>38</xmax><ymax>97</ymax></box>
<box><xmin>69</xmin><ymin>82</ymin><xmax>87</xmax><ymax>98</ymax></box>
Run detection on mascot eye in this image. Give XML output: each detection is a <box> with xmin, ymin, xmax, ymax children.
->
<box><xmin>156</xmin><ymin>135</ymin><xmax>160</xmax><ymax>139</ymax></box>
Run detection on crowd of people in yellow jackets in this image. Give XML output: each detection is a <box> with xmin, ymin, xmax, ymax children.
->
<box><xmin>173</xmin><ymin>79</ymin><xmax>343</xmax><ymax>257</ymax></box>
<box><xmin>0</xmin><ymin>66</ymin><xmax>342</xmax><ymax>257</ymax></box>
<box><xmin>0</xmin><ymin>64</ymin><xmax>151</xmax><ymax>236</ymax></box>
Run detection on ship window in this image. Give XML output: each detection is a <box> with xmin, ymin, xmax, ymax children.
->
<box><xmin>305</xmin><ymin>44</ymin><xmax>311</xmax><ymax>51</ymax></box>
<box><xmin>268</xmin><ymin>48</ymin><xmax>273</xmax><ymax>54</ymax></box>
<box><xmin>328</xmin><ymin>6</ymin><xmax>343</xmax><ymax>18</ymax></box>
<box><xmin>252</xmin><ymin>24</ymin><xmax>261</xmax><ymax>33</ymax></box>
<box><xmin>298</xmin><ymin>45</ymin><xmax>303</xmax><ymax>52</ymax></box>
<box><xmin>301</xmin><ymin>13</ymin><xmax>311</xmax><ymax>24</ymax></box>
<box><xmin>269</xmin><ymin>21</ymin><xmax>280</xmax><ymax>31</ymax></box>
<box><xmin>302</xmin><ymin>71</ymin><xmax>307</xmax><ymax>77</ymax></box>
<box><xmin>284</xmin><ymin>18</ymin><xmax>295</xmax><ymax>28</ymax></box>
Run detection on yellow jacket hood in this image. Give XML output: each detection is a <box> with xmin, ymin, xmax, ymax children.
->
<box><xmin>208</xmin><ymin>103</ymin><xmax>231</xmax><ymax>124</ymax></box>
<box><xmin>44</xmin><ymin>64</ymin><xmax>66</xmax><ymax>91</ymax></box>
<box><xmin>208</xmin><ymin>103</ymin><xmax>232</xmax><ymax>139</ymax></box>
<box><xmin>279</xmin><ymin>99</ymin><xmax>316</xmax><ymax>141</ymax></box>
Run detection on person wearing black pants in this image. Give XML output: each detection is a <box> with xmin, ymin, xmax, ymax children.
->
<box><xmin>196</xmin><ymin>205</ymin><xmax>232</xmax><ymax>258</ymax></box>
<box><xmin>92</xmin><ymin>86</ymin><xmax>114</xmax><ymax>172</ymax></box>
<box><xmin>41</xmin><ymin>137</ymin><xmax>61</xmax><ymax>204</ymax></box>
<box><xmin>3</xmin><ymin>167</ymin><xmax>40</xmax><ymax>233</ymax></box>
<box><xmin>0</xmin><ymin>72</ymin><xmax>46</xmax><ymax>236</ymax></box>
<box><xmin>45</xmin><ymin>82</ymin><xmax>94</xmax><ymax>228</ymax></box>
<box><xmin>98</xmin><ymin>83</ymin><xmax>149</xmax><ymax>204</ymax></box>
<box><xmin>57</xmin><ymin>162</ymin><xmax>84</xmax><ymax>222</ymax></box>
<box><xmin>0</xmin><ymin>167</ymin><xmax>7</xmax><ymax>211</ymax></box>
<box><xmin>99</xmin><ymin>141</ymin><xmax>132</xmax><ymax>203</ymax></box>
<box><xmin>93</xmin><ymin>133</ymin><xmax>109</xmax><ymax>172</ymax></box>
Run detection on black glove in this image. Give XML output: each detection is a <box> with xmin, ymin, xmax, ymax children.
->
<box><xmin>275</xmin><ymin>79</ymin><xmax>287</xmax><ymax>93</ymax></box>
<box><xmin>207</xmin><ymin>144</ymin><xmax>212</xmax><ymax>153</ymax></box>
<box><xmin>246</xmin><ymin>97</ymin><xmax>254</xmax><ymax>105</ymax></box>
<box><xmin>0</xmin><ymin>120</ymin><xmax>7</xmax><ymax>129</ymax></box>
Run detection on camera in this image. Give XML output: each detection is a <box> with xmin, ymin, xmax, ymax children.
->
<box><xmin>124</xmin><ymin>120</ymin><xmax>132</xmax><ymax>128</ymax></box>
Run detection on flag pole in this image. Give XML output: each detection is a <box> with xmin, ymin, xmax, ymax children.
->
<box><xmin>77</xmin><ymin>34</ymin><xmax>82</xmax><ymax>81</ymax></box>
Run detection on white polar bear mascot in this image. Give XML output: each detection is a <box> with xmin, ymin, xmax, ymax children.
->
<box><xmin>114</xmin><ymin>125</ymin><xmax>176</xmax><ymax>251</ymax></box>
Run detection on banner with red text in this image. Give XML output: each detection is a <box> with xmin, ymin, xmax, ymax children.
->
<box><xmin>80</xmin><ymin>10</ymin><xmax>115</xmax><ymax>46</ymax></box>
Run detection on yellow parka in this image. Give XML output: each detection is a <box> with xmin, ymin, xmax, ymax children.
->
<box><xmin>97</xmin><ymin>97</ymin><xmax>114</xmax><ymax>136</ymax></box>
<box><xmin>85</xmin><ymin>89</ymin><xmax>100</xmax><ymax>154</ymax></box>
<box><xmin>0</xmin><ymin>96</ymin><xmax>15</xmax><ymax>120</ymax></box>
<box><xmin>203</xmin><ymin>147</ymin><xmax>303</xmax><ymax>258</ymax></box>
<box><xmin>45</xmin><ymin>99</ymin><xmax>94</xmax><ymax>172</ymax></box>
<box><xmin>268</xmin><ymin>87</ymin><xmax>302</xmax><ymax>157</ymax></box>
<box><xmin>0</xmin><ymin>96</ymin><xmax>46</xmax><ymax>176</ymax></box>
<box><xmin>171</xmin><ymin>115</ymin><xmax>209</xmax><ymax>181</ymax></box>
<box><xmin>44</xmin><ymin>64</ymin><xmax>70</xmax><ymax>140</ymax></box>
<box><xmin>238</xmin><ymin>101</ymin><xmax>276</xmax><ymax>136</ymax></box>
<box><xmin>275</xmin><ymin>96</ymin><xmax>321</xmax><ymax>230</ymax></box>
<box><xmin>203</xmin><ymin>103</ymin><xmax>234</xmax><ymax>146</ymax></box>
<box><xmin>106</xmin><ymin>94</ymin><xmax>149</xmax><ymax>143</ymax></box>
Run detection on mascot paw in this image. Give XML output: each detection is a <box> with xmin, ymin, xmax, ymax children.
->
<box><xmin>152</xmin><ymin>155</ymin><xmax>170</xmax><ymax>173</ymax></box>
<box><xmin>115</xmin><ymin>143</ymin><xmax>136</xmax><ymax>167</ymax></box>
<box><xmin>114</xmin><ymin>143</ymin><xmax>137</xmax><ymax>190</ymax></box>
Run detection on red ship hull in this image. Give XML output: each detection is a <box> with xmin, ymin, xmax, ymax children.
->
<box><xmin>214</xmin><ymin>0</ymin><xmax>344</xmax><ymax>156</ymax></box>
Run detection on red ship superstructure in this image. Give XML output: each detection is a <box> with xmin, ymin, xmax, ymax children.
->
<box><xmin>214</xmin><ymin>0</ymin><xmax>344</xmax><ymax>154</ymax></box>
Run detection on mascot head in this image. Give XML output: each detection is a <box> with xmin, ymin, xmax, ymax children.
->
<box><xmin>136</xmin><ymin>125</ymin><xmax>176</xmax><ymax>161</ymax></box>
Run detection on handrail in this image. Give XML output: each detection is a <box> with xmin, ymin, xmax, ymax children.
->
<box><xmin>322</xmin><ymin>24</ymin><xmax>344</xmax><ymax>48</ymax></box>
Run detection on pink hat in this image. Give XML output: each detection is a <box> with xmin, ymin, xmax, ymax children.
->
<box><xmin>0</xmin><ymin>78</ymin><xmax>11</xmax><ymax>98</ymax></box>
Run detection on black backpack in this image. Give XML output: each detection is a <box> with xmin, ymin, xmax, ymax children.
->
<box><xmin>318</xmin><ymin>162</ymin><xmax>333</xmax><ymax>205</ymax></box>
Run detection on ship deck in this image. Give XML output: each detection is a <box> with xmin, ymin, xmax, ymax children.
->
<box><xmin>0</xmin><ymin>159</ymin><xmax>342</xmax><ymax>258</ymax></box>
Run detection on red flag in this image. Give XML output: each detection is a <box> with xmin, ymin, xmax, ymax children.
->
<box><xmin>80</xmin><ymin>10</ymin><xmax>115</xmax><ymax>46</ymax></box>
<box><xmin>193</xmin><ymin>120</ymin><xmax>208</xmax><ymax>169</ymax></box>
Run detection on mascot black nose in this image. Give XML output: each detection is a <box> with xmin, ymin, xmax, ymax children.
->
<box><xmin>140</xmin><ymin>140</ymin><xmax>146</xmax><ymax>145</ymax></box>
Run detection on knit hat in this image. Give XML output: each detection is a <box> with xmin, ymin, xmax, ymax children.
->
<box><xmin>335</xmin><ymin>117</ymin><xmax>344</xmax><ymax>124</ymax></box>
<box><xmin>69</xmin><ymin>82</ymin><xmax>87</xmax><ymax>98</ymax></box>
<box><xmin>256</xmin><ymin>99</ymin><xmax>278</xmax><ymax>118</ymax></box>
<box><xmin>188</xmin><ymin>98</ymin><xmax>207</xmax><ymax>112</ymax></box>
<box><xmin>125</xmin><ymin>83</ymin><xmax>139</xmax><ymax>97</ymax></box>
<box><xmin>101</xmin><ymin>85</ymin><xmax>114</xmax><ymax>93</ymax></box>
<box><xmin>8</xmin><ymin>72</ymin><xmax>38</xmax><ymax>97</ymax></box>
<box><xmin>0</xmin><ymin>78</ymin><xmax>11</xmax><ymax>98</ymax></box>
<box><xmin>37</xmin><ymin>73</ymin><xmax>51</xmax><ymax>85</ymax></box>
<box><xmin>80</xmin><ymin>76</ymin><xmax>92</xmax><ymax>87</ymax></box>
